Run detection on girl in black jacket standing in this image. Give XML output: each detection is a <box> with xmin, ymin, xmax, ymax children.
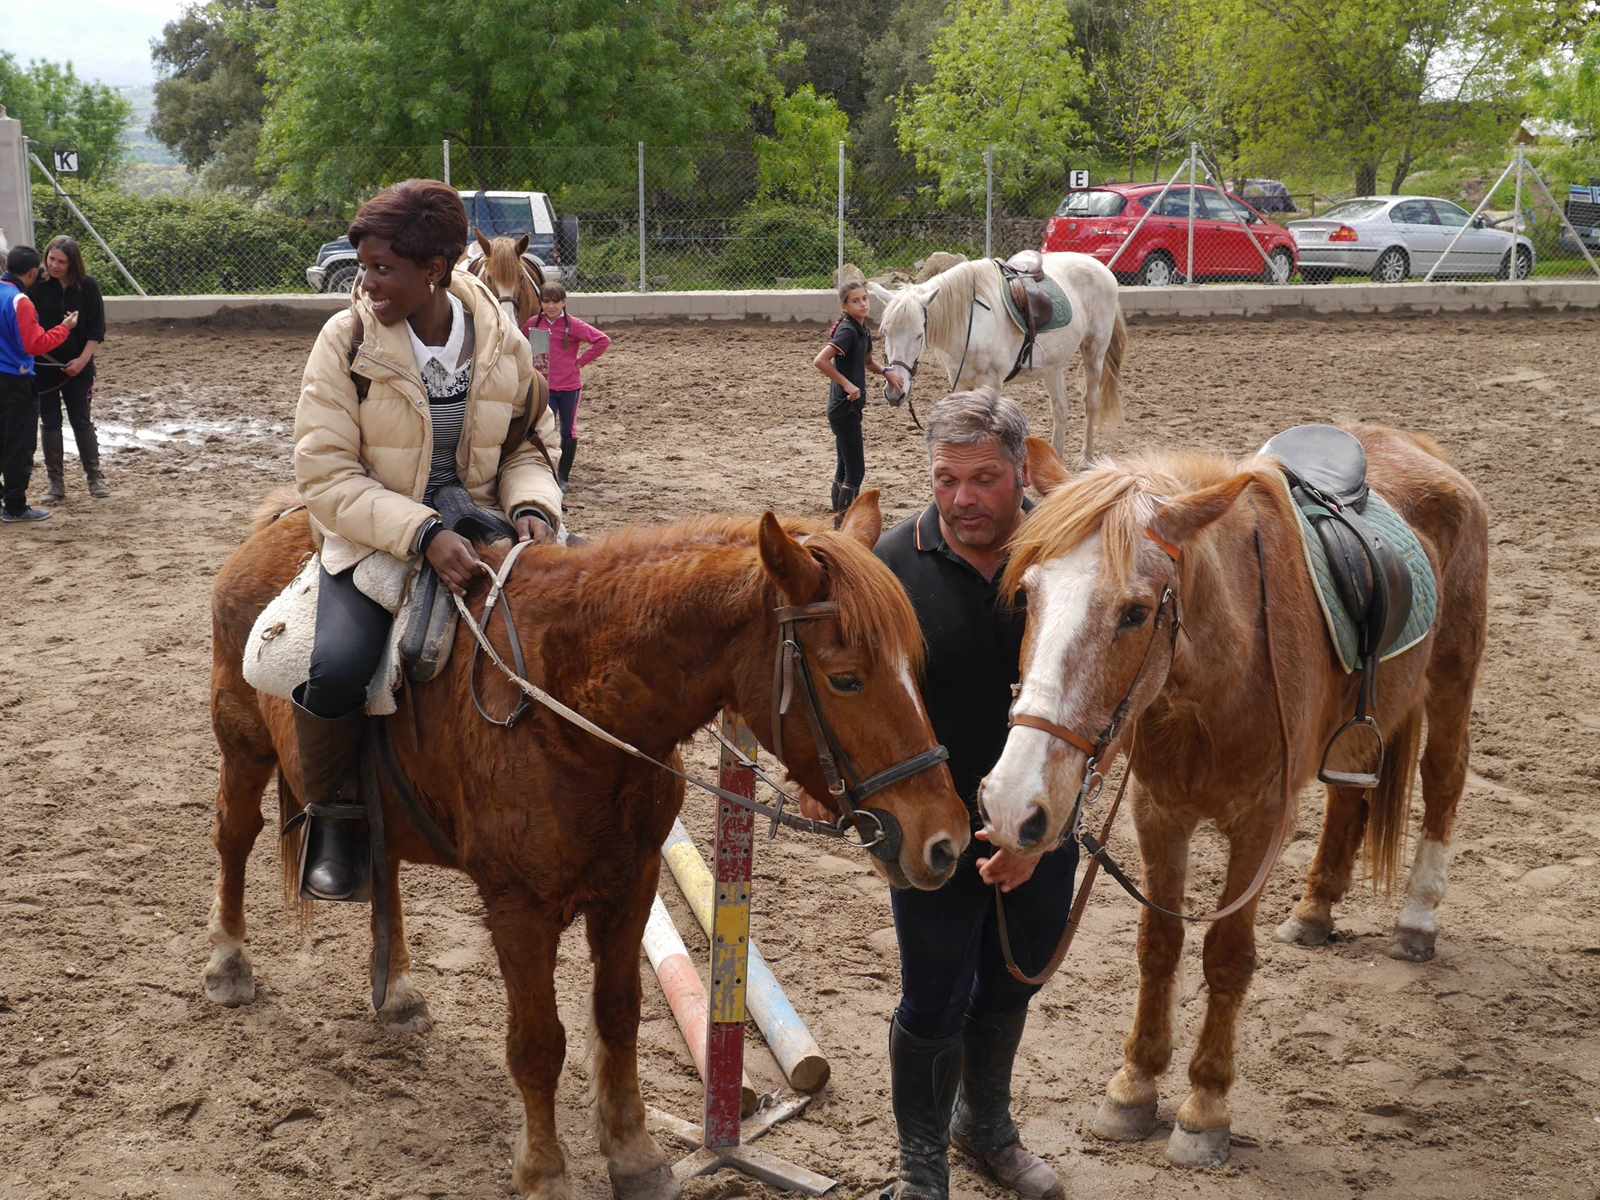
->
<box><xmin>30</xmin><ymin>236</ymin><xmax>108</xmax><ymax>501</ymax></box>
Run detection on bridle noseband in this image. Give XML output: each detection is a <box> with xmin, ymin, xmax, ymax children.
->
<box><xmin>772</xmin><ymin>601</ymin><xmax>950</xmax><ymax>864</ymax></box>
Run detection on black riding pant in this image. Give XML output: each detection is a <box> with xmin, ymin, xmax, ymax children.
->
<box><xmin>303</xmin><ymin>563</ymin><xmax>392</xmax><ymax>718</ymax></box>
<box><xmin>828</xmin><ymin>405</ymin><xmax>865</xmax><ymax>491</ymax></box>
<box><xmin>0</xmin><ymin>372</ymin><xmax>39</xmax><ymax>516</ymax></box>
<box><xmin>37</xmin><ymin>365</ymin><xmax>100</xmax><ymax>461</ymax></box>
<box><xmin>550</xmin><ymin>388</ymin><xmax>580</xmax><ymax>481</ymax></box>
<box><xmin>889</xmin><ymin>836</ymin><xmax>1078</xmax><ymax>1040</ymax></box>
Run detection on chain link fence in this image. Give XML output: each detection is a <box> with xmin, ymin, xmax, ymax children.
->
<box><xmin>25</xmin><ymin>138</ymin><xmax>1600</xmax><ymax>296</ymax></box>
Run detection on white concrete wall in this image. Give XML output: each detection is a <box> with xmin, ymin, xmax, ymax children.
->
<box><xmin>105</xmin><ymin>280</ymin><xmax>1600</xmax><ymax>326</ymax></box>
<box><xmin>0</xmin><ymin>117</ymin><xmax>35</xmax><ymax>252</ymax></box>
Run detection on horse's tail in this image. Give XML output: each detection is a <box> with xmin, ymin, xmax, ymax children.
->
<box><xmin>1364</xmin><ymin>706</ymin><xmax>1422</xmax><ymax>894</ymax></box>
<box><xmin>1097</xmin><ymin>305</ymin><xmax>1127</xmax><ymax>428</ymax></box>
<box><xmin>252</xmin><ymin>485</ymin><xmax>305</xmax><ymax>535</ymax></box>
<box><xmin>277</xmin><ymin>770</ymin><xmax>316</xmax><ymax>931</ymax></box>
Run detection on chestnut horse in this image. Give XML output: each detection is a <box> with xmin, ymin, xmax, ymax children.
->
<box><xmin>979</xmin><ymin>428</ymin><xmax>1487</xmax><ymax>1167</ymax></box>
<box><xmin>465</xmin><ymin>231</ymin><xmax>544</xmax><ymax>329</ymax></box>
<box><xmin>204</xmin><ymin>492</ymin><xmax>969</xmax><ymax>1199</ymax></box>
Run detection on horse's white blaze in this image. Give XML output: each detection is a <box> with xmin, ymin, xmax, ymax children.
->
<box><xmin>982</xmin><ymin>538</ymin><xmax>1103</xmax><ymax>844</ymax></box>
<box><xmin>1397</xmin><ymin>836</ymin><xmax>1452</xmax><ymax>933</ymax></box>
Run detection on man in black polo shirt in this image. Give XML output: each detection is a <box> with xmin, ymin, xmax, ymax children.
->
<box><xmin>829</xmin><ymin>388</ymin><xmax>1075</xmax><ymax>1200</ymax></box>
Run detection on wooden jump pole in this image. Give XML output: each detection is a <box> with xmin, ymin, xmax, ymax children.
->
<box><xmin>641</xmin><ymin>895</ymin><xmax>759</xmax><ymax>1117</ymax></box>
<box><xmin>663</xmin><ymin>818</ymin><xmax>830</xmax><ymax>1092</ymax></box>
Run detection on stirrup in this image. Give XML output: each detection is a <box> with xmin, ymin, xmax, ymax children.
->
<box><xmin>1318</xmin><ymin>714</ymin><xmax>1383</xmax><ymax>789</ymax></box>
<box><xmin>287</xmin><ymin>801</ymin><xmax>372</xmax><ymax>903</ymax></box>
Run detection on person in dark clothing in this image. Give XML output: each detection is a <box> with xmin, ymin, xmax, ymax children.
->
<box><xmin>813</xmin><ymin>280</ymin><xmax>883</xmax><ymax>514</ymax></box>
<box><xmin>803</xmin><ymin>387</ymin><xmax>1073</xmax><ymax>1200</ymax></box>
<box><xmin>30</xmin><ymin>236</ymin><xmax>108</xmax><ymax>502</ymax></box>
<box><xmin>1</xmin><ymin>245</ymin><xmax>77</xmax><ymax>524</ymax></box>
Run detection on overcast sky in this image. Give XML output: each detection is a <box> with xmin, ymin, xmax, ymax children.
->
<box><xmin>5</xmin><ymin>0</ymin><xmax>191</xmax><ymax>89</ymax></box>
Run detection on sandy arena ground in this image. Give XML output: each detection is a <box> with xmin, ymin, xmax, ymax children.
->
<box><xmin>2</xmin><ymin>309</ymin><xmax>1599</xmax><ymax>1200</ymax></box>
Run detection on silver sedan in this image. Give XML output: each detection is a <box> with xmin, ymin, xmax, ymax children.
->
<box><xmin>1289</xmin><ymin>196</ymin><xmax>1535</xmax><ymax>282</ymax></box>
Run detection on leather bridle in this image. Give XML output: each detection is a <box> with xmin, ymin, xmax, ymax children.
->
<box><xmin>884</xmin><ymin>290</ymin><xmax>985</xmax><ymax>432</ymax></box>
<box><xmin>772</xmin><ymin>601</ymin><xmax>951</xmax><ymax>864</ymax></box>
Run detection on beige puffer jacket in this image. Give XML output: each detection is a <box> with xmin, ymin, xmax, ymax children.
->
<box><xmin>294</xmin><ymin>269</ymin><xmax>563</xmax><ymax>574</ymax></box>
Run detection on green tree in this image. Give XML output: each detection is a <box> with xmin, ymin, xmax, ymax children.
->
<box><xmin>1081</xmin><ymin>0</ymin><xmax>1212</xmax><ymax>180</ymax></box>
<box><xmin>1531</xmin><ymin>23</ymin><xmax>1600</xmax><ymax>181</ymax></box>
<box><xmin>151</xmin><ymin>0</ymin><xmax>277</xmax><ymax>193</ymax></box>
<box><xmin>774</xmin><ymin>0</ymin><xmax>880</xmax><ymax>121</ymax></box>
<box><xmin>0</xmin><ymin>53</ymin><xmax>133</xmax><ymax>183</ymax></box>
<box><xmin>757</xmin><ymin>85</ymin><xmax>848</xmax><ymax>202</ymax></box>
<box><xmin>894</xmin><ymin>0</ymin><xmax>1091</xmax><ymax>205</ymax></box>
<box><xmin>259</xmin><ymin>0</ymin><xmax>785</xmax><ymax>210</ymax></box>
<box><xmin>856</xmin><ymin>0</ymin><xmax>954</xmax><ymax>200</ymax></box>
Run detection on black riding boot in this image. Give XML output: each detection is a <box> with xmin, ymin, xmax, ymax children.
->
<box><xmin>881</xmin><ymin>1016</ymin><xmax>962</xmax><ymax>1200</ymax></box>
<box><xmin>950</xmin><ymin>1008</ymin><xmax>1064</xmax><ymax>1200</ymax></box>
<box><xmin>833</xmin><ymin>484</ymin><xmax>858</xmax><ymax>528</ymax></box>
<box><xmin>289</xmin><ymin>683</ymin><xmax>370</xmax><ymax>903</ymax></box>
<box><xmin>557</xmin><ymin>438</ymin><xmax>577</xmax><ymax>489</ymax></box>
<box><xmin>41</xmin><ymin>427</ymin><xmax>65</xmax><ymax>504</ymax></box>
<box><xmin>77</xmin><ymin>423</ymin><xmax>109</xmax><ymax>498</ymax></box>
<box><xmin>830</xmin><ymin>481</ymin><xmax>843</xmax><ymax>513</ymax></box>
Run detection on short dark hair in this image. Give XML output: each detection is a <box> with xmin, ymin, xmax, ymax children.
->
<box><xmin>6</xmin><ymin>245</ymin><xmax>41</xmax><ymax>277</ymax></box>
<box><xmin>347</xmin><ymin>179</ymin><xmax>468</xmax><ymax>269</ymax></box>
<box><xmin>44</xmin><ymin>236</ymin><xmax>86</xmax><ymax>285</ymax></box>
<box><xmin>925</xmin><ymin>386</ymin><xmax>1030</xmax><ymax>468</ymax></box>
<box><xmin>838</xmin><ymin>280</ymin><xmax>865</xmax><ymax>303</ymax></box>
<box><xmin>540</xmin><ymin>281</ymin><xmax>567</xmax><ymax>304</ymax></box>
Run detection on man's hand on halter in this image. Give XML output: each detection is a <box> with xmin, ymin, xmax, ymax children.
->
<box><xmin>974</xmin><ymin>828</ymin><xmax>1041</xmax><ymax>893</ymax></box>
<box><xmin>426</xmin><ymin>529</ymin><xmax>481</xmax><ymax>596</ymax></box>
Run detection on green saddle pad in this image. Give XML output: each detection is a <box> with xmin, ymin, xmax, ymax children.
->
<box><xmin>1282</xmin><ymin>480</ymin><xmax>1438</xmax><ymax>674</ymax></box>
<box><xmin>999</xmin><ymin>275</ymin><xmax>1073</xmax><ymax>335</ymax></box>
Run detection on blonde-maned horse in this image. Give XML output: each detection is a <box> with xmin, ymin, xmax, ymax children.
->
<box><xmin>869</xmin><ymin>253</ymin><xmax>1127</xmax><ymax>463</ymax></box>
<box><xmin>464</xmin><ymin>231</ymin><xmax>544</xmax><ymax>330</ymax></box>
<box><xmin>979</xmin><ymin>428</ymin><xmax>1487</xmax><ymax>1168</ymax></box>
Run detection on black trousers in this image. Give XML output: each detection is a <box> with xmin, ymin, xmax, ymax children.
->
<box><xmin>303</xmin><ymin>563</ymin><xmax>392</xmax><ymax>718</ymax></box>
<box><xmin>889</xmin><ymin>835</ymin><xmax>1078</xmax><ymax>1040</ymax></box>
<box><xmin>0</xmin><ymin>372</ymin><xmax>39</xmax><ymax>516</ymax></box>
<box><xmin>36</xmin><ymin>365</ymin><xmax>99</xmax><ymax>460</ymax></box>
<box><xmin>828</xmin><ymin>405</ymin><xmax>865</xmax><ymax>490</ymax></box>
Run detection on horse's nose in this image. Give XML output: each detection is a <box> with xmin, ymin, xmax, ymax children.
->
<box><xmin>927</xmin><ymin>836</ymin><xmax>959</xmax><ymax>879</ymax></box>
<box><xmin>1017</xmin><ymin>805</ymin><xmax>1049</xmax><ymax>851</ymax></box>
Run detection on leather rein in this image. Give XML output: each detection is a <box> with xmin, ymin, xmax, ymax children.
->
<box><xmin>452</xmin><ymin>541</ymin><xmax>949</xmax><ymax>862</ymax></box>
<box><xmin>995</xmin><ymin>518</ymin><xmax>1298</xmax><ymax>986</ymax></box>
<box><xmin>886</xmin><ymin>288</ymin><xmax>988</xmax><ymax>433</ymax></box>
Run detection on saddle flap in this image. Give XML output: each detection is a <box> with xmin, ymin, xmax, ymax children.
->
<box><xmin>432</xmin><ymin>484</ymin><xmax>517</xmax><ymax>546</ymax></box>
<box><xmin>1310</xmin><ymin>511</ymin><xmax>1413</xmax><ymax>658</ymax></box>
<box><xmin>1262</xmin><ymin>424</ymin><xmax>1369</xmax><ymax>511</ymax></box>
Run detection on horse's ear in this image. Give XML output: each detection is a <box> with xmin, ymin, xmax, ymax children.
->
<box><xmin>1024</xmin><ymin>437</ymin><xmax>1071</xmax><ymax>495</ymax></box>
<box><xmin>836</xmin><ymin>489</ymin><xmax>882</xmax><ymax>547</ymax></box>
<box><xmin>1151</xmin><ymin>473</ymin><xmax>1255</xmax><ymax>547</ymax></box>
<box><xmin>867</xmin><ymin>281</ymin><xmax>896</xmax><ymax>305</ymax></box>
<box><xmin>475</xmin><ymin>231</ymin><xmax>492</xmax><ymax>258</ymax></box>
<box><xmin>758</xmin><ymin>513</ymin><xmax>826</xmax><ymax>605</ymax></box>
<box><xmin>515</xmin><ymin>233</ymin><xmax>529</xmax><ymax>257</ymax></box>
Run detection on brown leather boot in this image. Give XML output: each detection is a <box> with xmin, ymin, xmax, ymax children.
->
<box><xmin>289</xmin><ymin>684</ymin><xmax>370</xmax><ymax>902</ymax></box>
<box><xmin>950</xmin><ymin>1009</ymin><xmax>1064</xmax><ymax>1200</ymax></box>
<box><xmin>41</xmin><ymin>428</ymin><xmax>66</xmax><ymax>504</ymax></box>
<box><xmin>78</xmin><ymin>426</ymin><xmax>110</xmax><ymax>498</ymax></box>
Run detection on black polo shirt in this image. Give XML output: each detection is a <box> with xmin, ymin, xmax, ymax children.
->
<box><xmin>826</xmin><ymin>315</ymin><xmax>870</xmax><ymax>414</ymax></box>
<box><xmin>876</xmin><ymin>502</ymin><xmax>1030</xmax><ymax>822</ymax></box>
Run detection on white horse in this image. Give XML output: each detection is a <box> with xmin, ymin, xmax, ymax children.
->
<box><xmin>869</xmin><ymin>252</ymin><xmax>1127</xmax><ymax>462</ymax></box>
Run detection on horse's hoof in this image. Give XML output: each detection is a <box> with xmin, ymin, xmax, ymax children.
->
<box><xmin>1166</xmin><ymin>1123</ymin><xmax>1231</xmax><ymax>1168</ymax></box>
<box><xmin>1274</xmin><ymin>914</ymin><xmax>1333</xmax><ymax>947</ymax></box>
<box><xmin>203</xmin><ymin>947</ymin><xmax>256</xmax><ymax>1007</ymax></box>
<box><xmin>1388</xmin><ymin>926</ymin><xmax>1436</xmax><ymax>962</ymax></box>
<box><xmin>608</xmin><ymin>1162</ymin><xmax>677</xmax><ymax>1200</ymax></box>
<box><xmin>378</xmin><ymin>976</ymin><xmax>434</xmax><ymax>1034</ymax></box>
<box><xmin>1088</xmin><ymin>1096</ymin><xmax>1158</xmax><ymax>1141</ymax></box>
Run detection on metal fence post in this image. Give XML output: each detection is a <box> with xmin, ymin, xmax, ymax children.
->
<box><xmin>1512</xmin><ymin>147</ymin><xmax>1524</xmax><ymax>254</ymax></box>
<box><xmin>442</xmin><ymin>139</ymin><xmax>451</xmax><ymax>187</ymax></box>
<box><xmin>638</xmin><ymin>142</ymin><xmax>647</xmax><ymax>293</ymax></box>
<box><xmin>984</xmin><ymin>148</ymin><xmax>994</xmax><ymax>259</ymax></box>
<box><xmin>1185</xmin><ymin>142</ymin><xmax>1196</xmax><ymax>285</ymax></box>
<box><xmin>838</xmin><ymin>140</ymin><xmax>846</xmax><ymax>274</ymax></box>
<box><xmin>1424</xmin><ymin>155</ymin><xmax>1517</xmax><ymax>282</ymax></box>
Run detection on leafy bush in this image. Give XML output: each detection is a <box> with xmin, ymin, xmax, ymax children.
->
<box><xmin>31</xmin><ymin>185</ymin><xmax>342</xmax><ymax>296</ymax></box>
<box><xmin>577</xmin><ymin>231</ymin><xmax>641</xmax><ymax>289</ymax></box>
<box><xmin>719</xmin><ymin>202</ymin><xmax>869</xmax><ymax>285</ymax></box>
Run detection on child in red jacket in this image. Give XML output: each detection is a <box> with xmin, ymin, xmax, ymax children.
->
<box><xmin>522</xmin><ymin>283</ymin><xmax>610</xmax><ymax>491</ymax></box>
<box><xmin>2</xmin><ymin>245</ymin><xmax>78</xmax><ymax>523</ymax></box>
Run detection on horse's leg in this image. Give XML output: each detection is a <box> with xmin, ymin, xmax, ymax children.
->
<box><xmin>203</xmin><ymin>699</ymin><xmax>276</xmax><ymax>1007</ymax></box>
<box><xmin>1078</xmin><ymin>349</ymin><xmax>1104</xmax><ymax>466</ymax></box>
<box><xmin>485</xmin><ymin>892</ymin><xmax>571</xmax><ymax>1200</ymax></box>
<box><xmin>1274</xmin><ymin>785</ymin><xmax>1368</xmax><ymax>946</ymax></box>
<box><xmin>373</xmin><ymin>865</ymin><xmax>434</xmax><ymax>1034</ymax></box>
<box><xmin>584</xmin><ymin>854</ymin><xmax>675</xmax><ymax>1200</ymax></box>
<box><xmin>1167</xmin><ymin>823</ymin><xmax>1273</xmax><ymax>1168</ymax></box>
<box><xmin>1042</xmin><ymin>366</ymin><xmax>1071</xmax><ymax>460</ymax></box>
<box><xmin>1391</xmin><ymin>685</ymin><xmax>1471</xmax><ymax>962</ymax></box>
<box><xmin>1090</xmin><ymin>789</ymin><xmax>1193</xmax><ymax>1143</ymax></box>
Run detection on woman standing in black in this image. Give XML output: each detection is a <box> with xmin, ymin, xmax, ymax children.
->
<box><xmin>813</xmin><ymin>280</ymin><xmax>884</xmax><ymax>513</ymax></box>
<box><xmin>30</xmin><ymin>236</ymin><xmax>108</xmax><ymax>502</ymax></box>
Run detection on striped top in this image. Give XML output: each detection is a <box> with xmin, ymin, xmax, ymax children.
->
<box><xmin>405</xmin><ymin>294</ymin><xmax>475</xmax><ymax>503</ymax></box>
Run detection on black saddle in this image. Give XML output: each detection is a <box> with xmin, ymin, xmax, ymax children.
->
<box><xmin>996</xmin><ymin>252</ymin><xmax>1055</xmax><ymax>380</ymax></box>
<box><xmin>1262</xmin><ymin>425</ymin><xmax>1415</xmax><ymax>789</ymax></box>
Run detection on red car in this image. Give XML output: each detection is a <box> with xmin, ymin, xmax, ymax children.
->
<box><xmin>1042</xmin><ymin>183</ymin><xmax>1299</xmax><ymax>286</ymax></box>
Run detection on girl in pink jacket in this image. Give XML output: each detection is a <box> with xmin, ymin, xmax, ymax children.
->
<box><xmin>522</xmin><ymin>283</ymin><xmax>610</xmax><ymax>490</ymax></box>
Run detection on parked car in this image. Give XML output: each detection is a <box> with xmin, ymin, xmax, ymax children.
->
<box><xmin>1560</xmin><ymin>184</ymin><xmax>1600</xmax><ymax>260</ymax></box>
<box><xmin>1042</xmin><ymin>183</ymin><xmax>1299</xmax><ymax>286</ymax></box>
<box><xmin>306</xmin><ymin>189</ymin><xmax>578</xmax><ymax>293</ymax></box>
<box><xmin>1288</xmin><ymin>196</ymin><xmax>1535</xmax><ymax>283</ymax></box>
<box><xmin>1235</xmin><ymin>178</ymin><xmax>1298</xmax><ymax>214</ymax></box>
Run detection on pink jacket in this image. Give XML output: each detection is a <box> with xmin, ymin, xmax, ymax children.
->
<box><xmin>523</xmin><ymin>311</ymin><xmax>610</xmax><ymax>392</ymax></box>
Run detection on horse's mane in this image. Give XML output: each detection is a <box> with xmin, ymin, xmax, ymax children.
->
<box><xmin>468</xmin><ymin>237</ymin><xmax>540</xmax><ymax>319</ymax></box>
<box><xmin>509</xmin><ymin>516</ymin><xmax>925</xmax><ymax>671</ymax></box>
<box><xmin>922</xmin><ymin>259</ymin><xmax>1003</xmax><ymax>350</ymax></box>
<box><xmin>1001</xmin><ymin>450</ymin><xmax>1278</xmax><ymax>598</ymax></box>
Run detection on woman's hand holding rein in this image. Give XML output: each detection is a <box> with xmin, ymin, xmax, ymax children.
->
<box><xmin>425</xmin><ymin>529</ymin><xmax>481</xmax><ymax>596</ymax></box>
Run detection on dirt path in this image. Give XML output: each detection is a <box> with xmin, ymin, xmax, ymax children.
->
<box><xmin>2</xmin><ymin>311</ymin><xmax>1598</xmax><ymax>1199</ymax></box>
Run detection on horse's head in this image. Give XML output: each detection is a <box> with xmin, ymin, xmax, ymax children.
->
<box><xmin>752</xmin><ymin>492</ymin><xmax>970</xmax><ymax>890</ymax></box>
<box><xmin>869</xmin><ymin>280</ymin><xmax>935</xmax><ymax>407</ymax></box>
<box><xmin>467</xmin><ymin>231</ymin><xmax>543</xmax><ymax>328</ymax></box>
<box><xmin>977</xmin><ymin>439</ymin><xmax>1256</xmax><ymax>853</ymax></box>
